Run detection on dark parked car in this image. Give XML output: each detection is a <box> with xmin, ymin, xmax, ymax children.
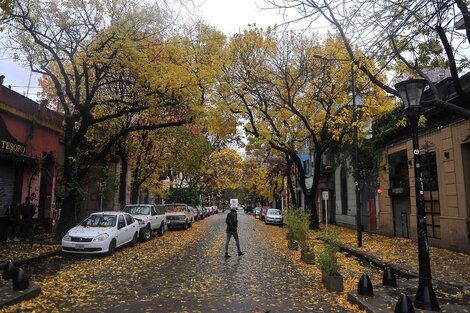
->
<box><xmin>244</xmin><ymin>205</ymin><xmax>254</xmax><ymax>214</ymax></box>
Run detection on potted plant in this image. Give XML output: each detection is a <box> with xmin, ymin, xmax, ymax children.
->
<box><xmin>300</xmin><ymin>241</ymin><xmax>315</xmax><ymax>264</ymax></box>
<box><xmin>317</xmin><ymin>230</ymin><xmax>343</xmax><ymax>292</ymax></box>
<box><xmin>284</xmin><ymin>208</ymin><xmax>309</xmax><ymax>251</ymax></box>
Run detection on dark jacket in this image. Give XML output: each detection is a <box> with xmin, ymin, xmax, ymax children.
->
<box><xmin>20</xmin><ymin>201</ymin><xmax>36</xmax><ymax>220</ymax></box>
<box><xmin>226</xmin><ymin>210</ymin><xmax>238</xmax><ymax>232</ymax></box>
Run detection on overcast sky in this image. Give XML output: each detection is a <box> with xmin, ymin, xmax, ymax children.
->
<box><xmin>0</xmin><ymin>0</ymin><xmax>325</xmax><ymax>100</ymax></box>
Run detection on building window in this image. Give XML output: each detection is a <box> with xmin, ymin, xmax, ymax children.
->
<box><xmin>422</xmin><ymin>152</ymin><xmax>440</xmax><ymax>239</ymax></box>
<box><xmin>303</xmin><ymin>159</ymin><xmax>311</xmax><ymax>176</ymax></box>
<box><xmin>340</xmin><ymin>167</ymin><xmax>348</xmax><ymax>215</ymax></box>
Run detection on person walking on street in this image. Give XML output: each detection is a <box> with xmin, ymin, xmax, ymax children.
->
<box><xmin>6</xmin><ymin>201</ymin><xmax>20</xmax><ymax>242</ymax></box>
<box><xmin>19</xmin><ymin>196</ymin><xmax>36</xmax><ymax>240</ymax></box>
<box><xmin>225</xmin><ymin>207</ymin><xmax>244</xmax><ymax>258</ymax></box>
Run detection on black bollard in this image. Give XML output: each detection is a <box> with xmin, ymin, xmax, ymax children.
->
<box><xmin>2</xmin><ymin>261</ymin><xmax>18</xmax><ymax>280</ymax></box>
<box><xmin>395</xmin><ymin>293</ymin><xmax>415</xmax><ymax>313</ymax></box>
<box><xmin>13</xmin><ymin>268</ymin><xmax>29</xmax><ymax>291</ymax></box>
<box><xmin>357</xmin><ymin>273</ymin><xmax>374</xmax><ymax>296</ymax></box>
<box><xmin>383</xmin><ymin>266</ymin><xmax>397</xmax><ymax>286</ymax></box>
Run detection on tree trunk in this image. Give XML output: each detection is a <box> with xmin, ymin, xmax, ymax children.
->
<box><xmin>285</xmin><ymin>154</ymin><xmax>297</xmax><ymax>207</ymax></box>
<box><xmin>130</xmin><ymin>185</ymin><xmax>140</xmax><ymax>204</ymax></box>
<box><xmin>308</xmin><ymin>149</ymin><xmax>323</xmax><ymax>230</ymax></box>
<box><xmin>54</xmin><ymin>128</ymin><xmax>78</xmax><ymax>240</ymax></box>
<box><xmin>118</xmin><ymin>142</ymin><xmax>128</xmax><ymax>210</ymax></box>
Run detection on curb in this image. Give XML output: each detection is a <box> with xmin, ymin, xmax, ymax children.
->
<box><xmin>0</xmin><ymin>283</ymin><xmax>41</xmax><ymax>309</ymax></box>
<box><xmin>338</xmin><ymin>244</ymin><xmax>470</xmax><ymax>291</ymax></box>
<box><xmin>11</xmin><ymin>249</ymin><xmax>62</xmax><ymax>267</ymax></box>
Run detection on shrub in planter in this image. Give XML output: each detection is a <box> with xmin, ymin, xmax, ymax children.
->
<box><xmin>284</xmin><ymin>207</ymin><xmax>309</xmax><ymax>250</ymax></box>
<box><xmin>317</xmin><ymin>230</ymin><xmax>343</xmax><ymax>292</ymax></box>
<box><xmin>300</xmin><ymin>242</ymin><xmax>315</xmax><ymax>264</ymax></box>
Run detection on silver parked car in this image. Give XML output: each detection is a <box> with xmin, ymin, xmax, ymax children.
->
<box><xmin>164</xmin><ymin>203</ymin><xmax>195</xmax><ymax>230</ymax></box>
<box><xmin>254</xmin><ymin>207</ymin><xmax>261</xmax><ymax>218</ymax></box>
<box><xmin>265</xmin><ymin>209</ymin><xmax>283</xmax><ymax>225</ymax></box>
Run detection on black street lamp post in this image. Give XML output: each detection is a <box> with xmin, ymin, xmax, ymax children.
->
<box><xmin>395</xmin><ymin>79</ymin><xmax>440</xmax><ymax>311</ymax></box>
<box><xmin>351</xmin><ymin>63</ymin><xmax>363</xmax><ymax>248</ymax></box>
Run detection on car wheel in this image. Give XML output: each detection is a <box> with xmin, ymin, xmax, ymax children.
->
<box><xmin>130</xmin><ymin>232</ymin><xmax>138</xmax><ymax>247</ymax></box>
<box><xmin>107</xmin><ymin>239</ymin><xmax>116</xmax><ymax>256</ymax></box>
<box><xmin>189</xmin><ymin>220</ymin><xmax>192</xmax><ymax>227</ymax></box>
<box><xmin>157</xmin><ymin>222</ymin><xmax>165</xmax><ymax>236</ymax></box>
<box><xmin>140</xmin><ymin>224</ymin><xmax>152</xmax><ymax>241</ymax></box>
<box><xmin>184</xmin><ymin>221</ymin><xmax>189</xmax><ymax>230</ymax></box>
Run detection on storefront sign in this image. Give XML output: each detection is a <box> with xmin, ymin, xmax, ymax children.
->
<box><xmin>0</xmin><ymin>115</ymin><xmax>26</xmax><ymax>154</ymax></box>
<box><xmin>1</xmin><ymin>139</ymin><xmax>26</xmax><ymax>153</ymax></box>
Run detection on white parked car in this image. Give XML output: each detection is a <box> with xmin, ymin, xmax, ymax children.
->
<box><xmin>62</xmin><ymin>211</ymin><xmax>139</xmax><ymax>255</ymax></box>
<box><xmin>164</xmin><ymin>203</ymin><xmax>194</xmax><ymax>230</ymax></box>
<box><xmin>123</xmin><ymin>204</ymin><xmax>167</xmax><ymax>241</ymax></box>
<box><xmin>265</xmin><ymin>209</ymin><xmax>283</xmax><ymax>226</ymax></box>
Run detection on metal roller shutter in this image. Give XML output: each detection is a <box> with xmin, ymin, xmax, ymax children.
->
<box><xmin>0</xmin><ymin>163</ymin><xmax>15</xmax><ymax>215</ymax></box>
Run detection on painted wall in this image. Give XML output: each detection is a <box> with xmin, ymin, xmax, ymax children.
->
<box><xmin>379</xmin><ymin>119</ymin><xmax>470</xmax><ymax>253</ymax></box>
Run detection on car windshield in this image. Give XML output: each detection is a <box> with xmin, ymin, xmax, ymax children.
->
<box><xmin>80</xmin><ymin>214</ymin><xmax>117</xmax><ymax>227</ymax></box>
<box><xmin>123</xmin><ymin>205</ymin><xmax>150</xmax><ymax>215</ymax></box>
<box><xmin>267</xmin><ymin>209</ymin><xmax>281</xmax><ymax>215</ymax></box>
<box><xmin>165</xmin><ymin>204</ymin><xmax>187</xmax><ymax>213</ymax></box>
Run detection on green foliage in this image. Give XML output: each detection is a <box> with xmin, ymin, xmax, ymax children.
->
<box><xmin>97</xmin><ymin>166</ymin><xmax>119</xmax><ymax>205</ymax></box>
<box><xmin>317</xmin><ymin>229</ymin><xmax>341</xmax><ymax>275</ymax></box>
<box><xmin>167</xmin><ymin>186</ymin><xmax>200</xmax><ymax>206</ymax></box>
<box><xmin>301</xmin><ymin>240</ymin><xmax>315</xmax><ymax>253</ymax></box>
<box><xmin>285</xmin><ymin>207</ymin><xmax>309</xmax><ymax>245</ymax></box>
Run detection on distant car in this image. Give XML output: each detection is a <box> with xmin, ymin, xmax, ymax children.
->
<box><xmin>190</xmin><ymin>206</ymin><xmax>200</xmax><ymax>221</ymax></box>
<box><xmin>244</xmin><ymin>205</ymin><xmax>254</xmax><ymax>214</ymax></box>
<box><xmin>212</xmin><ymin>206</ymin><xmax>219</xmax><ymax>214</ymax></box>
<box><xmin>265</xmin><ymin>209</ymin><xmax>283</xmax><ymax>226</ymax></box>
<box><xmin>254</xmin><ymin>207</ymin><xmax>261</xmax><ymax>218</ymax></box>
<box><xmin>165</xmin><ymin>203</ymin><xmax>194</xmax><ymax>230</ymax></box>
<box><xmin>62</xmin><ymin>211</ymin><xmax>139</xmax><ymax>255</ymax></box>
<box><xmin>259</xmin><ymin>207</ymin><xmax>270</xmax><ymax>221</ymax></box>
<box><xmin>196</xmin><ymin>206</ymin><xmax>204</xmax><ymax>219</ymax></box>
<box><xmin>122</xmin><ymin>204</ymin><xmax>166</xmax><ymax>241</ymax></box>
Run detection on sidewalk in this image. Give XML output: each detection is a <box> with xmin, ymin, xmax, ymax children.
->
<box><xmin>0</xmin><ymin>240</ymin><xmax>61</xmax><ymax>266</ymax></box>
<box><xmin>319</xmin><ymin>225</ymin><xmax>470</xmax><ymax>290</ymax></box>
<box><xmin>0</xmin><ymin>239</ymin><xmax>60</xmax><ymax>309</ymax></box>
<box><xmin>309</xmin><ymin>225</ymin><xmax>470</xmax><ymax>312</ymax></box>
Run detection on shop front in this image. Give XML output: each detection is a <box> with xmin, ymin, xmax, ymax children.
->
<box><xmin>0</xmin><ymin>79</ymin><xmax>63</xmax><ymax>238</ymax></box>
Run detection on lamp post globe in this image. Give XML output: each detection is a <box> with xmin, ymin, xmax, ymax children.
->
<box><xmin>394</xmin><ymin>79</ymin><xmax>439</xmax><ymax>311</ymax></box>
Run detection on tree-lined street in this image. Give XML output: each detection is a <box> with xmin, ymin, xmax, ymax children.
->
<box><xmin>1</xmin><ymin>1</ymin><xmax>470</xmax><ymax>312</ymax></box>
<box><xmin>3</xmin><ymin>212</ymin><xmax>352</xmax><ymax>312</ymax></box>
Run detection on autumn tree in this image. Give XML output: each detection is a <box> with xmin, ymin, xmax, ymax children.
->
<box><xmin>268</xmin><ymin>0</ymin><xmax>470</xmax><ymax>119</ymax></box>
<box><xmin>1</xmin><ymin>0</ymin><xmax>206</xmax><ymax>239</ymax></box>
<box><xmin>201</xmin><ymin>148</ymin><xmax>244</xmax><ymax>206</ymax></box>
<box><xmin>222</xmin><ymin>28</ymin><xmax>393</xmax><ymax>228</ymax></box>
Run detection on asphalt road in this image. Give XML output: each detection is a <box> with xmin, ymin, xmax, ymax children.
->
<box><xmin>16</xmin><ymin>211</ymin><xmax>347</xmax><ymax>313</ymax></box>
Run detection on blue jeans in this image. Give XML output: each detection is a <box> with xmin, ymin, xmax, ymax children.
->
<box><xmin>225</xmin><ymin>231</ymin><xmax>241</xmax><ymax>254</ymax></box>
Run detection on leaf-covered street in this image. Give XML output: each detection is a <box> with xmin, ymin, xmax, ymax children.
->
<box><xmin>4</xmin><ymin>212</ymin><xmax>363</xmax><ymax>313</ymax></box>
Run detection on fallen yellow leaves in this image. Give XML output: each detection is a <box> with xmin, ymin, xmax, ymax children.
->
<box><xmin>2</xmin><ymin>222</ymin><xmax>212</xmax><ymax>313</ymax></box>
<box><xmin>0</xmin><ymin>243</ymin><xmax>60</xmax><ymax>265</ymax></box>
<box><xmin>258</xmin><ymin>222</ymin><xmax>382</xmax><ymax>313</ymax></box>
<box><xmin>321</xmin><ymin>225</ymin><xmax>470</xmax><ymax>287</ymax></box>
